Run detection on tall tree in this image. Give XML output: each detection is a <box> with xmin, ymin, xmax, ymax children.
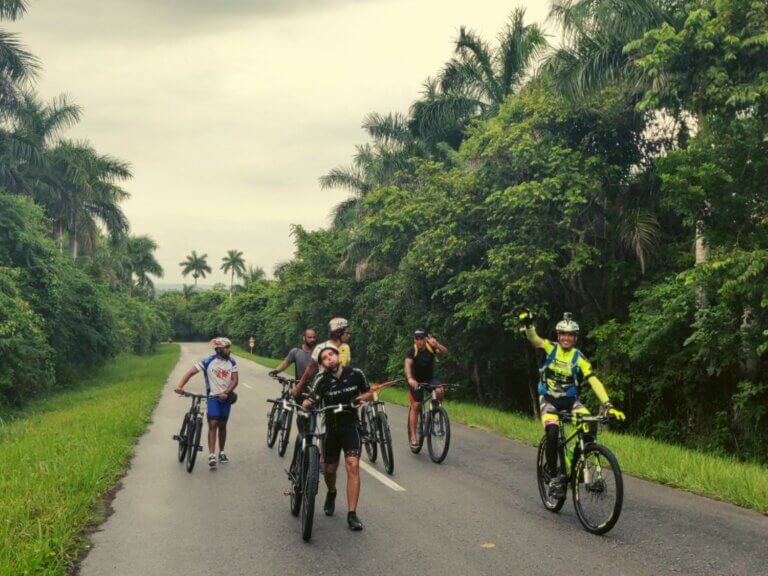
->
<box><xmin>220</xmin><ymin>249</ymin><xmax>246</xmax><ymax>296</ymax></box>
<box><xmin>0</xmin><ymin>0</ymin><xmax>39</xmax><ymax>114</ymax></box>
<box><xmin>125</xmin><ymin>235</ymin><xmax>163</xmax><ymax>296</ymax></box>
<box><xmin>180</xmin><ymin>251</ymin><xmax>211</xmax><ymax>286</ymax></box>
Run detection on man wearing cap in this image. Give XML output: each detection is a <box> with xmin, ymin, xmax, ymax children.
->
<box><xmin>175</xmin><ymin>337</ymin><xmax>239</xmax><ymax>469</ymax></box>
<box><xmin>404</xmin><ymin>329</ymin><xmax>448</xmax><ymax>450</ymax></box>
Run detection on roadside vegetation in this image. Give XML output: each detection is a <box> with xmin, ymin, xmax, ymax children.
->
<box><xmin>163</xmin><ymin>1</ymin><xmax>768</xmax><ymax>467</ymax></box>
<box><xmin>0</xmin><ymin>344</ymin><xmax>180</xmax><ymax>576</ymax></box>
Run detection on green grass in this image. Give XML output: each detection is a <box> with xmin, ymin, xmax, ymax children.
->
<box><xmin>378</xmin><ymin>387</ymin><xmax>768</xmax><ymax>513</ymax></box>
<box><xmin>0</xmin><ymin>344</ymin><xmax>180</xmax><ymax>576</ymax></box>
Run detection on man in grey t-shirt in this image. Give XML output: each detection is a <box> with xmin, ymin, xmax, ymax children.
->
<box><xmin>270</xmin><ymin>329</ymin><xmax>318</xmax><ymax>381</ymax></box>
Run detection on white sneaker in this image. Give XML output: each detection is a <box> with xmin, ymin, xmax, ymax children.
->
<box><xmin>219</xmin><ymin>452</ymin><xmax>229</xmax><ymax>464</ymax></box>
<box><xmin>208</xmin><ymin>454</ymin><xmax>217</xmax><ymax>469</ymax></box>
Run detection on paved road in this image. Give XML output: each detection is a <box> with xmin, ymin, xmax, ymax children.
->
<box><xmin>79</xmin><ymin>343</ymin><xmax>767</xmax><ymax>576</ymax></box>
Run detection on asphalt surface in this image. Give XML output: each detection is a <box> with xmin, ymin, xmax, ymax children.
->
<box><xmin>78</xmin><ymin>343</ymin><xmax>768</xmax><ymax>576</ymax></box>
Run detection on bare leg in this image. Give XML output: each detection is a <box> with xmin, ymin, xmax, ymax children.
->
<box><xmin>408</xmin><ymin>402</ymin><xmax>422</xmax><ymax>444</ymax></box>
<box><xmin>218</xmin><ymin>420</ymin><xmax>227</xmax><ymax>451</ymax></box>
<box><xmin>208</xmin><ymin>419</ymin><xmax>219</xmax><ymax>454</ymax></box>
<box><xmin>345</xmin><ymin>455</ymin><xmax>361</xmax><ymax>512</ymax></box>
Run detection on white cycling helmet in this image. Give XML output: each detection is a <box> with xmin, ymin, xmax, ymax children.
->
<box><xmin>315</xmin><ymin>342</ymin><xmax>340</xmax><ymax>362</ymax></box>
<box><xmin>211</xmin><ymin>337</ymin><xmax>232</xmax><ymax>349</ymax></box>
<box><xmin>555</xmin><ymin>313</ymin><xmax>579</xmax><ymax>334</ymax></box>
<box><xmin>328</xmin><ymin>317</ymin><xmax>349</xmax><ymax>332</ymax></box>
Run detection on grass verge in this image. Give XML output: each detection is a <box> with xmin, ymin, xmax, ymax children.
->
<box><xmin>232</xmin><ymin>349</ymin><xmax>768</xmax><ymax>513</ymax></box>
<box><xmin>231</xmin><ymin>345</ymin><xmax>294</xmax><ymax>375</ymax></box>
<box><xmin>0</xmin><ymin>344</ymin><xmax>180</xmax><ymax>575</ymax></box>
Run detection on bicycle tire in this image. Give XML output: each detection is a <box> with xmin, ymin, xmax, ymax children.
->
<box><xmin>572</xmin><ymin>443</ymin><xmax>623</xmax><ymax>535</ymax></box>
<box><xmin>301</xmin><ymin>445</ymin><xmax>320</xmax><ymax>542</ymax></box>
<box><xmin>363</xmin><ymin>408</ymin><xmax>378</xmax><ymax>462</ymax></box>
<box><xmin>377</xmin><ymin>412</ymin><xmax>394</xmax><ymax>474</ymax></box>
<box><xmin>177</xmin><ymin>412</ymin><xmax>190</xmax><ymax>462</ymax></box>
<box><xmin>411</xmin><ymin>409</ymin><xmax>424</xmax><ymax>454</ymax></box>
<box><xmin>277</xmin><ymin>410</ymin><xmax>293</xmax><ymax>457</ymax></box>
<box><xmin>536</xmin><ymin>436</ymin><xmax>566</xmax><ymax>512</ymax></box>
<box><xmin>186</xmin><ymin>417</ymin><xmax>203</xmax><ymax>473</ymax></box>
<box><xmin>267</xmin><ymin>402</ymin><xmax>281</xmax><ymax>448</ymax></box>
<box><xmin>289</xmin><ymin>440</ymin><xmax>303</xmax><ymax>516</ymax></box>
<box><xmin>427</xmin><ymin>406</ymin><xmax>451</xmax><ymax>463</ymax></box>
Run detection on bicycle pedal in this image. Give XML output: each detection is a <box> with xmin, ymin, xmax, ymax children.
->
<box><xmin>283</xmin><ymin>490</ymin><xmax>294</xmax><ymax>496</ymax></box>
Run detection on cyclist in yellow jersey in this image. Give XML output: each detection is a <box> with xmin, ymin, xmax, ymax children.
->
<box><xmin>519</xmin><ymin>310</ymin><xmax>625</xmax><ymax>499</ymax></box>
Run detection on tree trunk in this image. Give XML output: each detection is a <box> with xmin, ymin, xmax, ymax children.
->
<box><xmin>230</xmin><ymin>270</ymin><xmax>234</xmax><ymax>298</ymax></box>
<box><xmin>694</xmin><ymin>219</ymin><xmax>708</xmax><ymax>307</ymax></box>
<box><xmin>68</xmin><ymin>234</ymin><xmax>78</xmax><ymax>259</ymax></box>
<box><xmin>470</xmin><ymin>360</ymin><xmax>483</xmax><ymax>402</ymax></box>
<box><xmin>54</xmin><ymin>224</ymin><xmax>64</xmax><ymax>253</ymax></box>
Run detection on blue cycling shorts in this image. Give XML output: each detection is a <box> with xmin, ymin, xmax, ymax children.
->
<box><xmin>207</xmin><ymin>397</ymin><xmax>232</xmax><ymax>420</ymax></box>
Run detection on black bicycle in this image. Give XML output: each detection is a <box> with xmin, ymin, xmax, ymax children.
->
<box><xmin>411</xmin><ymin>382</ymin><xmax>453</xmax><ymax>463</ymax></box>
<box><xmin>359</xmin><ymin>380</ymin><xmax>397</xmax><ymax>474</ymax></box>
<box><xmin>287</xmin><ymin>402</ymin><xmax>352</xmax><ymax>542</ymax></box>
<box><xmin>173</xmin><ymin>391</ymin><xmax>209</xmax><ymax>473</ymax></box>
<box><xmin>267</xmin><ymin>375</ymin><xmax>296</xmax><ymax>457</ymax></box>
<box><xmin>536</xmin><ymin>410</ymin><xmax>624</xmax><ymax>534</ymax></box>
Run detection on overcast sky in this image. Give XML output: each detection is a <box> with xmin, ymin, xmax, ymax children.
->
<box><xmin>12</xmin><ymin>0</ymin><xmax>550</xmax><ymax>284</ymax></box>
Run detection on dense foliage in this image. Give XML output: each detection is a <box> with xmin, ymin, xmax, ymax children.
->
<box><xmin>0</xmin><ymin>3</ymin><xmax>166</xmax><ymax>409</ymax></box>
<box><xmin>168</xmin><ymin>1</ymin><xmax>768</xmax><ymax>462</ymax></box>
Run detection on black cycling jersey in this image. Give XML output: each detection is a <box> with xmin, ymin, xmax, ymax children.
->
<box><xmin>406</xmin><ymin>345</ymin><xmax>435</xmax><ymax>382</ymax></box>
<box><xmin>308</xmin><ymin>366</ymin><xmax>370</xmax><ymax>429</ymax></box>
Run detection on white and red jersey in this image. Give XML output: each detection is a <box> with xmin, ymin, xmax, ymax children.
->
<box><xmin>195</xmin><ymin>354</ymin><xmax>238</xmax><ymax>395</ymax></box>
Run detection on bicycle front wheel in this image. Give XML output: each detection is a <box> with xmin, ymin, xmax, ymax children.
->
<box><xmin>277</xmin><ymin>410</ymin><xmax>293</xmax><ymax>457</ymax></box>
<box><xmin>364</xmin><ymin>409</ymin><xmax>378</xmax><ymax>463</ymax></box>
<box><xmin>536</xmin><ymin>436</ymin><xmax>565</xmax><ymax>512</ymax></box>
<box><xmin>427</xmin><ymin>406</ymin><xmax>451</xmax><ymax>463</ymax></box>
<box><xmin>377</xmin><ymin>412</ymin><xmax>394</xmax><ymax>474</ymax></box>
<box><xmin>177</xmin><ymin>413</ymin><xmax>190</xmax><ymax>462</ymax></box>
<box><xmin>301</xmin><ymin>445</ymin><xmax>320</xmax><ymax>542</ymax></box>
<box><xmin>267</xmin><ymin>403</ymin><xmax>281</xmax><ymax>448</ymax></box>
<box><xmin>572</xmin><ymin>443</ymin><xmax>623</xmax><ymax>535</ymax></box>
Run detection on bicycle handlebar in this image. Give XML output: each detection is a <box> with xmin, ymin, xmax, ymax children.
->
<box><xmin>552</xmin><ymin>410</ymin><xmax>616</xmax><ymax>424</ymax></box>
<box><xmin>270</xmin><ymin>374</ymin><xmax>296</xmax><ymax>386</ymax></box>
<box><xmin>176</xmin><ymin>391</ymin><xmax>212</xmax><ymax>399</ymax></box>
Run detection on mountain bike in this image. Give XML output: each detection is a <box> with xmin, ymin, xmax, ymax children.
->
<box><xmin>267</xmin><ymin>374</ymin><xmax>296</xmax><ymax>457</ymax></box>
<box><xmin>359</xmin><ymin>380</ymin><xmax>398</xmax><ymax>474</ymax></box>
<box><xmin>536</xmin><ymin>410</ymin><xmax>624</xmax><ymax>535</ymax></box>
<box><xmin>172</xmin><ymin>391</ymin><xmax>209</xmax><ymax>473</ymax></box>
<box><xmin>411</xmin><ymin>382</ymin><xmax>454</xmax><ymax>463</ymax></box>
<box><xmin>287</xmin><ymin>402</ymin><xmax>352</xmax><ymax>542</ymax></box>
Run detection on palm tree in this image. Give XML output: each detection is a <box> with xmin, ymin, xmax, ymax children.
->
<box><xmin>0</xmin><ymin>1</ymin><xmax>39</xmax><ymax>114</ymax></box>
<box><xmin>126</xmin><ymin>235</ymin><xmax>163</xmax><ymax>296</ymax></box>
<box><xmin>220</xmin><ymin>249</ymin><xmax>246</xmax><ymax>296</ymax></box>
<box><xmin>40</xmin><ymin>140</ymin><xmax>131</xmax><ymax>257</ymax></box>
<box><xmin>411</xmin><ymin>8</ymin><xmax>546</xmax><ymax>142</ymax></box>
<box><xmin>543</xmin><ymin>0</ymin><xmax>675</xmax><ymax>101</ymax></box>
<box><xmin>180</xmin><ymin>251</ymin><xmax>211</xmax><ymax>286</ymax></box>
<box><xmin>243</xmin><ymin>265</ymin><xmax>266</xmax><ymax>286</ymax></box>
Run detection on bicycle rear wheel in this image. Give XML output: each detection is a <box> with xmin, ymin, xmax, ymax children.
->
<box><xmin>267</xmin><ymin>402</ymin><xmax>281</xmax><ymax>448</ymax></box>
<box><xmin>186</xmin><ymin>417</ymin><xmax>202</xmax><ymax>473</ymax></box>
<box><xmin>410</xmin><ymin>409</ymin><xmax>424</xmax><ymax>454</ymax></box>
<box><xmin>427</xmin><ymin>406</ymin><xmax>451</xmax><ymax>463</ymax></box>
<box><xmin>536</xmin><ymin>436</ymin><xmax>566</xmax><ymax>512</ymax></box>
<box><xmin>301</xmin><ymin>445</ymin><xmax>320</xmax><ymax>542</ymax></box>
<box><xmin>572</xmin><ymin>443</ymin><xmax>623</xmax><ymax>534</ymax></box>
<box><xmin>177</xmin><ymin>413</ymin><xmax>190</xmax><ymax>462</ymax></box>
<box><xmin>377</xmin><ymin>412</ymin><xmax>394</xmax><ymax>474</ymax></box>
<box><xmin>277</xmin><ymin>410</ymin><xmax>293</xmax><ymax>457</ymax></box>
<box><xmin>363</xmin><ymin>409</ymin><xmax>378</xmax><ymax>462</ymax></box>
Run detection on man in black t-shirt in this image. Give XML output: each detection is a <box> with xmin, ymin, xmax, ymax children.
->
<box><xmin>404</xmin><ymin>329</ymin><xmax>448</xmax><ymax>449</ymax></box>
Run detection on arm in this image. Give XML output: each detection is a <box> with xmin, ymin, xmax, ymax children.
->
<box><xmin>577</xmin><ymin>356</ymin><xmax>609</xmax><ymax>404</ymax></box>
<box><xmin>270</xmin><ymin>349</ymin><xmax>295</xmax><ymax>376</ymax></box>
<box><xmin>355</xmin><ymin>369</ymin><xmax>373</xmax><ymax>404</ymax></box>
<box><xmin>175</xmin><ymin>366</ymin><xmax>199</xmax><ymax>393</ymax></box>
<box><xmin>404</xmin><ymin>357</ymin><xmax>418</xmax><ymax>390</ymax></box>
<box><xmin>302</xmin><ymin>373</ymin><xmax>326</xmax><ymax>409</ymax></box>
<box><xmin>293</xmin><ymin>359</ymin><xmax>318</xmax><ymax>398</ymax></box>
<box><xmin>427</xmin><ymin>337</ymin><xmax>448</xmax><ymax>355</ymax></box>
<box><xmin>523</xmin><ymin>326</ymin><xmax>548</xmax><ymax>350</ymax></box>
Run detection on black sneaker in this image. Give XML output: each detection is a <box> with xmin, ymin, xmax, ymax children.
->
<box><xmin>324</xmin><ymin>491</ymin><xmax>337</xmax><ymax>516</ymax></box>
<box><xmin>548</xmin><ymin>475</ymin><xmax>565</xmax><ymax>500</ymax></box>
<box><xmin>218</xmin><ymin>452</ymin><xmax>229</xmax><ymax>464</ymax></box>
<box><xmin>347</xmin><ymin>511</ymin><xmax>363</xmax><ymax>531</ymax></box>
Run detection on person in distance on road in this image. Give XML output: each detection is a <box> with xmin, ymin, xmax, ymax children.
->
<box><xmin>302</xmin><ymin>343</ymin><xmax>372</xmax><ymax>531</ymax></box>
<box><xmin>175</xmin><ymin>337</ymin><xmax>239</xmax><ymax>469</ymax></box>
<box><xmin>293</xmin><ymin>317</ymin><xmax>351</xmax><ymax>399</ymax></box>
<box><xmin>404</xmin><ymin>329</ymin><xmax>448</xmax><ymax>451</ymax></box>
<box><xmin>519</xmin><ymin>310</ymin><xmax>625</xmax><ymax>499</ymax></box>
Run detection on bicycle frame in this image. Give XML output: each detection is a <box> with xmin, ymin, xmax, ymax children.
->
<box><xmin>554</xmin><ymin>411</ymin><xmax>607</xmax><ymax>480</ymax></box>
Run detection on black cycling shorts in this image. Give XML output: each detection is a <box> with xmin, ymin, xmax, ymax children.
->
<box><xmin>409</xmin><ymin>378</ymin><xmax>441</xmax><ymax>404</ymax></box>
<box><xmin>323</xmin><ymin>424</ymin><xmax>361</xmax><ymax>464</ymax></box>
